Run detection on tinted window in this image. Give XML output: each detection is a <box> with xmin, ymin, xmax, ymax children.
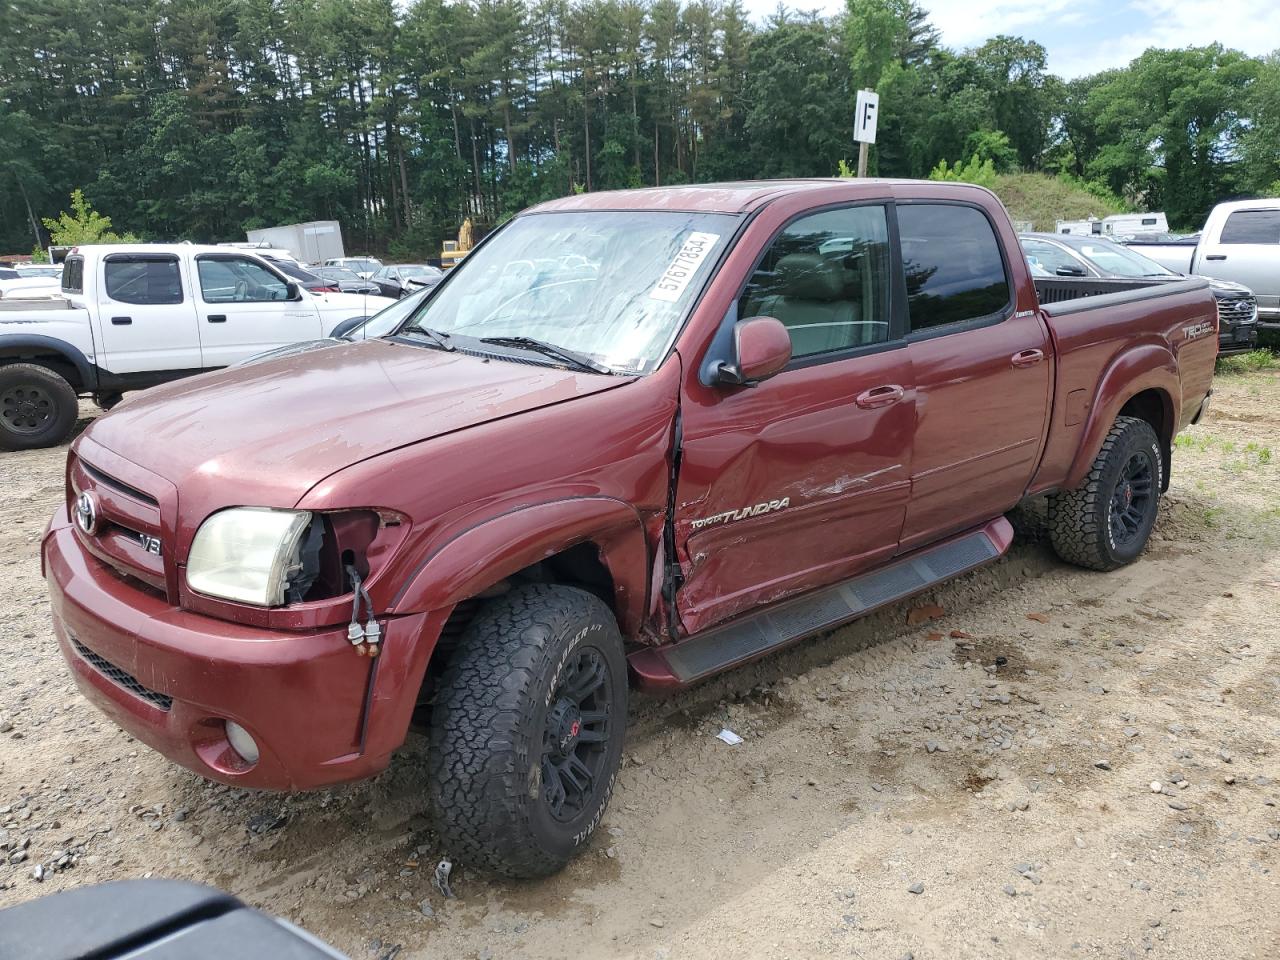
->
<box><xmin>1022</xmin><ymin>239</ymin><xmax>1086</xmax><ymax>276</ymax></box>
<box><xmin>898</xmin><ymin>205</ymin><xmax>1011</xmax><ymax>332</ymax></box>
<box><xmin>104</xmin><ymin>257</ymin><xmax>182</xmax><ymax>304</ymax></box>
<box><xmin>739</xmin><ymin>205</ymin><xmax>892</xmax><ymax>358</ymax></box>
<box><xmin>197</xmin><ymin>256</ymin><xmax>290</xmax><ymax>303</ymax></box>
<box><xmin>1220</xmin><ymin>209</ymin><xmax>1280</xmax><ymax>244</ymax></box>
<box><xmin>61</xmin><ymin>257</ymin><xmax>84</xmax><ymax>293</ymax></box>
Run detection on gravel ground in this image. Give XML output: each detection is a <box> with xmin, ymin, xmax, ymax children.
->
<box><xmin>2</xmin><ymin>370</ymin><xmax>1278</xmax><ymax>960</ymax></box>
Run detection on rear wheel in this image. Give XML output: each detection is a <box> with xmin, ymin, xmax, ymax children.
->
<box><xmin>0</xmin><ymin>363</ymin><xmax>78</xmax><ymax>451</ymax></box>
<box><xmin>1048</xmin><ymin>416</ymin><xmax>1162</xmax><ymax>571</ymax></box>
<box><xmin>427</xmin><ymin>584</ymin><xmax>627</xmax><ymax>878</ymax></box>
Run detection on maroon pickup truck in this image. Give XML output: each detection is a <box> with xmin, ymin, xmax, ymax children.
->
<box><xmin>43</xmin><ymin>180</ymin><xmax>1216</xmax><ymax>878</ymax></box>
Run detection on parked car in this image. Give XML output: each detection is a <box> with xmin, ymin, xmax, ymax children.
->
<box><xmin>0</xmin><ymin>267</ymin><xmax>61</xmax><ymax>300</ymax></box>
<box><xmin>260</xmin><ymin>258</ymin><xmax>343</xmax><ymax>294</ymax></box>
<box><xmin>0</xmin><ymin>244</ymin><xmax>394</xmax><ymax>449</ymax></box>
<box><xmin>44</xmin><ymin>180</ymin><xmax>1215</xmax><ymax>880</ymax></box>
<box><xmin>238</xmin><ymin>286</ymin><xmax>433</xmax><ymax>365</ymax></box>
<box><xmin>310</xmin><ymin>265</ymin><xmax>381</xmax><ymax>295</ymax></box>
<box><xmin>370</xmin><ymin>263</ymin><xmax>445</xmax><ymax>298</ymax></box>
<box><xmin>14</xmin><ymin>264</ymin><xmax>63</xmax><ymax>278</ymax></box>
<box><xmin>1021</xmin><ymin>233</ymin><xmax>1259</xmax><ymax>355</ymax></box>
<box><xmin>322</xmin><ymin>256</ymin><xmax>383</xmax><ymax>279</ymax></box>
<box><xmin>1123</xmin><ymin>198</ymin><xmax>1280</xmax><ymax>330</ymax></box>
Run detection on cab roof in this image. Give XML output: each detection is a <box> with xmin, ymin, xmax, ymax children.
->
<box><xmin>527</xmin><ymin>178</ymin><xmax>952</xmax><ymax>216</ymax></box>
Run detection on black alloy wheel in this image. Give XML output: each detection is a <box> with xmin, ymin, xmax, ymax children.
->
<box><xmin>540</xmin><ymin>647</ymin><xmax>614</xmax><ymax>822</ymax></box>
<box><xmin>1108</xmin><ymin>450</ymin><xmax>1155</xmax><ymax>548</ymax></box>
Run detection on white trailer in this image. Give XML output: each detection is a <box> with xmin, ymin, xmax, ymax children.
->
<box><xmin>245</xmin><ymin>220</ymin><xmax>345</xmax><ymax>264</ymax></box>
<box><xmin>1056</xmin><ymin>213</ymin><xmax>1168</xmax><ymax>238</ymax></box>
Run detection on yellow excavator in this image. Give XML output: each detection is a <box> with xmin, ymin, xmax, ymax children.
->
<box><xmin>440</xmin><ymin>218</ymin><xmax>474</xmax><ymax>270</ymax></box>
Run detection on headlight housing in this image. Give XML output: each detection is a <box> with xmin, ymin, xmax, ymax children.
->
<box><xmin>187</xmin><ymin>508</ymin><xmax>313</xmax><ymax>607</ymax></box>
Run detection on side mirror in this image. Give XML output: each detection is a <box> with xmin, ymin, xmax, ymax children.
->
<box><xmin>285</xmin><ymin>281</ymin><xmax>303</xmax><ymax>301</ymax></box>
<box><xmin>712</xmin><ymin>316</ymin><xmax>792</xmax><ymax>387</ymax></box>
<box><xmin>1055</xmin><ymin>264</ymin><xmax>1087</xmax><ymax>277</ymax></box>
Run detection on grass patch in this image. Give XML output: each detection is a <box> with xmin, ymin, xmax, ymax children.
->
<box><xmin>1216</xmin><ymin>349</ymin><xmax>1278</xmax><ymax>375</ymax></box>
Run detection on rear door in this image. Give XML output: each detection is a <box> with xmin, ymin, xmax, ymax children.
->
<box><xmin>193</xmin><ymin>253</ymin><xmax>323</xmax><ymax>367</ymax></box>
<box><xmin>1196</xmin><ymin>207</ymin><xmax>1280</xmax><ymax>319</ymax></box>
<box><xmin>95</xmin><ymin>253</ymin><xmax>202</xmax><ymax>373</ymax></box>
<box><xmin>896</xmin><ymin>201</ymin><xmax>1052</xmax><ymax>551</ymax></box>
<box><xmin>674</xmin><ymin>202</ymin><xmax>915</xmax><ymax>634</ymax></box>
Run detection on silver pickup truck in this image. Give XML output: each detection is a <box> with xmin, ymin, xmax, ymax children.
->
<box><xmin>1125</xmin><ymin>199</ymin><xmax>1280</xmax><ymax>330</ymax></box>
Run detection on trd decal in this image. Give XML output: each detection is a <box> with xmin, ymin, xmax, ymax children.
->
<box><xmin>1181</xmin><ymin>321</ymin><xmax>1214</xmax><ymax>342</ymax></box>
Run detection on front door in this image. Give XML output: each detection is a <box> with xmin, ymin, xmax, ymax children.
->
<box><xmin>674</xmin><ymin>203</ymin><xmax>915</xmax><ymax>635</ymax></box>
<box><xmin>193</xmin><ymin>254</ymin><xmax>323</xmax><ymax>367</ymax></box>
<box><xmin>95</xmin><ymin>253</ymin><xmax>201</xmax><ymax>373</ymax></box>
<box><xmin>895</xmin><ymin>201</ymin><xmax>1052</xmax><ymax>550</ymax></box>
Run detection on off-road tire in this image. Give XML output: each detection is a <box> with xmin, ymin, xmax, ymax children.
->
<box><xmin>0</xmin><ymin>363</ymin><xmax>78</xmax><ymax>451</ymax></box>
<box><xmin>427</xmin><ymin>584</ymin><xmax>628</xmax><ymax>878</ymax></box>
<box><xmin>1048</xmin><ymin>416</ymin><xmax>1162</xmax><ymax>571</ymax></box>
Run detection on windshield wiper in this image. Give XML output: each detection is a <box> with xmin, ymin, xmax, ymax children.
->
<box><xmin>401</xmin><ymin>327</ymin><xmax>455</xmax><ymax>351</ymax></box>
<box><xmin>478</xmin><ymin>335</ymin><xmax>611</xmax><ymax>375</ymax></box>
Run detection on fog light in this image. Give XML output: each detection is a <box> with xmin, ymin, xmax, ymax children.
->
<box><xmin>224</xmin><ymin>721</ymin><xmax>260</xmax><ymax>765</ymax></box>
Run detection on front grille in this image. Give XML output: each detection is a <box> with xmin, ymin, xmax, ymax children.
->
<box><xmin>71</xmin><ymin>636</ymin><xmax>172</xmax><ymax>711</ymax></box>
<box><xmin>1217</xmin><ymin>297</ymin><xmax>1257</xmax><ymax>327</ymax></box>
<box><xmin>81</xmin><ymin>460</ymin><xmax>159</xmax><ymax>506</ymax></box>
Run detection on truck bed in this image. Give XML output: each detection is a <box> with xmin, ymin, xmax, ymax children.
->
<box><xmin>1031</xmin><ymin>275</ymin><xmax>1217</xmax><ymax>495</ymax></box>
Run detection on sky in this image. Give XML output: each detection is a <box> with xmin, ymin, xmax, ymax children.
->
<box><xmin>741</xmin><ymin>0</ymin><xmax>1280</xmax><ymax>78</ymax></box>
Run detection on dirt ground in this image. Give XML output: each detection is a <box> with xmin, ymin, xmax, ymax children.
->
<box><xmin>1</xmin><ymin>370</ymin><xmax>1278</xmax><ymax>960</ymax></box>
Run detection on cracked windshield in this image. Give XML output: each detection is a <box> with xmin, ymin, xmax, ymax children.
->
<box><xmin>404</xmin><ymin>210</ymin><xmax>738</xmax><ymax>374</ymax></box>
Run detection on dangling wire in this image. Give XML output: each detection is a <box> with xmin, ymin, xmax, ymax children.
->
<box><xmin>345</xmin><ymin>563</ymin><xmax>380</xmax><ymax>656</ymax></box>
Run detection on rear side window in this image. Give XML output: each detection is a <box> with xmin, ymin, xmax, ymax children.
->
<box><xmin>738</xmin><ymin>205</ymin><xmax>893</xmax><ymax>359</ymax></box>
<box><xmin>104</xmin><ymin>257</ymin><xmax>182</xmax><ymax>304</ymax></box>
<box><xmin>898</xmin><ymin>204</ymin><xmax>1011</xmax><ymax>332</ymax></box>
<box><xmin>1219</xmin><ymin>209</ymin><xmax>1280</xmax><ymax>244</ymax></box>
<box><xmin>61</xmin><ymin>257</ymin><xmax>84</xmax><ymax>293</ymax></box>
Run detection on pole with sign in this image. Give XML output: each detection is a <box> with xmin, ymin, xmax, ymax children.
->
<box><xmin>854</xmin><ymin>89</ymin><xmax>879</xmax><ymax>177</ymax></box>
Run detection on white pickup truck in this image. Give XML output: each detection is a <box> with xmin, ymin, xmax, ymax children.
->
<box><xmin>1124</xmin><ymin>198</ymin><xmax>1280</xmax><ymax>330</ymax></box>
<box><xmin>0</xmin><ymin>244</ymin><xmax>394</xmax><ymax>450</ymax></box>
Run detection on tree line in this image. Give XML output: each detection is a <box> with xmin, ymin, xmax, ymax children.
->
<box><xmin>2</xmin><ymin>0</ymin><xmax>1278</xmax><ymax>259</ymax></box>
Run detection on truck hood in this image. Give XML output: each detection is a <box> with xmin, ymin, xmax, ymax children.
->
<box><xmin>310</xmin><ymin>290</ymin><xmax>396</xmax><ymax>313</ymax></box>
<box><xmin>83</xmin><ymin>338</ymin><xmax>632</xmax><ymax>504</ymax></box>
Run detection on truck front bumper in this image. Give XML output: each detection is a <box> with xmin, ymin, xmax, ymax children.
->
<box><xmin>42</xmin><ymin>516</ymin><xmax>436</xmax><ymax>791</ymax></box>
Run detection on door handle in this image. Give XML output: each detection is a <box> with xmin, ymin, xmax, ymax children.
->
<box><xmin>1204</xmin><ymin>254</ymin><xmax>1227</xmax><ymax>261</ymax></box>
<box><xmin>1011</xmin><ymin>348</ymin><xmax>1045</xmax><ymax>368</ymax></box>
<box><xmin>207</xmin><ymin>315</ymin><xmax>227</xmax><ymax>323</ymax></box>
<box><xmin>855</xmin><ymin>384</ymin><xmax>905</xmax><ymax>409</ymax></box>
<box><xmin>110</xmin><ymin>316</ymin><xmax>132</xmax><ymax>325</ymax></box>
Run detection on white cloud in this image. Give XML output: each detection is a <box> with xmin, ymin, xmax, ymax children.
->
<box><xmin>919</xmin><ymin>0</ymin><xmax>1078</xmax><ymax>51</ymax></box>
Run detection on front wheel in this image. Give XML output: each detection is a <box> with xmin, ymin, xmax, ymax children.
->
<box><xmin>427</xmin><ymin>584</ymin><xmax>628</xmax><ymax>878</ymax></box>
<box><xmin>1048</xmin><ymin>416</ymin><xmax>1162</xmax><ymax>571</ymax></box>
<box><xmin>0</xmin><ymin>363</ymin><xmax>79</xmax><ymax>451</ymax></box>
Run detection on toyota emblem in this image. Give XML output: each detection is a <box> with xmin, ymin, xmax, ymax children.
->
<box><xmin>74</xmin><ymin>491</ymin><xmax>100</xmax><ymax>536</ymax></box>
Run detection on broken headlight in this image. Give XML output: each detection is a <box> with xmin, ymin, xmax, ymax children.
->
<box><xmin>187</xmin><ymin>508</ymin><xmax>313</xmax><ymax>607</ymax></box>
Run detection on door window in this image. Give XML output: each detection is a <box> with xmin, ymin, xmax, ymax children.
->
<box><xmin>197</xmin><ymin>256</ymin><xmax>290</xmax><ymax>303</ymax></box>
<box><xmin>104</xmin><ymin>257</ymin><xmax>183</xmax><ymax>304</ymax></box>
<box><xmin>1219</xmin><ymin>209</ymin><xmax>1280</xmax><ymax>244</ymax></box>
<box><xmin>898</xmin><ymin>204</ymin><xmax>1011</xmax><ymax>332</ymax></box>
<box><xmin>739</xmin><ymin>205</ymin><xmax>892</xmax><ymax>358</ymax></box>
<box><xmin>1022</xmin><ymin>239</ymin><xmax>1088</xmax><ymax>277</ymax></box>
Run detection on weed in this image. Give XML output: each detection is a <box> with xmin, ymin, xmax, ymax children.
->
<box><xmin>1216</xmin><ymin>349</ymin><xmax>1278</xmax><ymax>375</ymax></box>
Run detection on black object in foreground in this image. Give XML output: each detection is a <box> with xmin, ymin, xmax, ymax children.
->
<box><xmin>0</xmin><ymin>878</ymin><xmax>348</xmax><ymax>960</ymax></box>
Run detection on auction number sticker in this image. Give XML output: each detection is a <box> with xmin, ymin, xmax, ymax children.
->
<box><xmin>649</xmin><ymin>232</ymin><xmax>721</xmax><ymax>302</ymax></box>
